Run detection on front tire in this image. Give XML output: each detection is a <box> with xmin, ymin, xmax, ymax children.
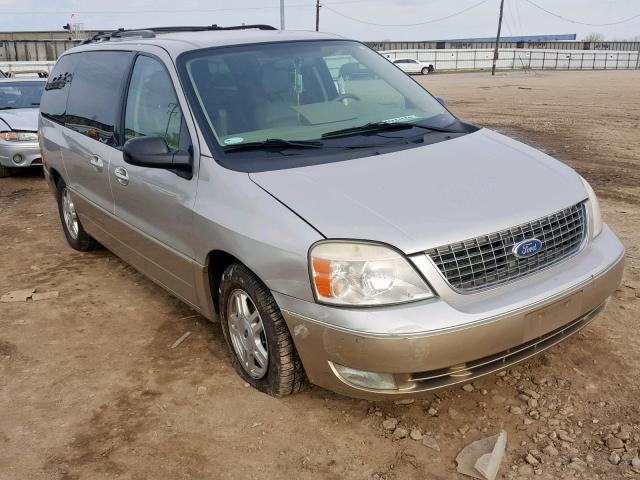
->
<box><xmin>219</xmin><ymin>263</ymin><xmax>307</xmax><ymax>396</ymax></box>
<box><xmin>421</xmin><ymin>67</ymin><xmax>429</xmax><ymax>75</ymax></box>
<box><xmin>55</xmin><ymin>178</ymin><xmax>98</xmax><ymax>251</ymax></box>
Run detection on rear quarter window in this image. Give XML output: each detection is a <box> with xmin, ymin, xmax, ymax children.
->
<box><xmin>40</xmin><ymin>54</ymin><xmax>78</xmax><ymax>124</ymax></box>
<box><xmin>65</xmin><ymin>51</ymin><xmax>133</xmax><ymax>146</ymax></box>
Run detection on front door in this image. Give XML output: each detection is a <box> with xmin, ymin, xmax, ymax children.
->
<box><xmin>108</xmin><ymin>52</ymin><xmax>200</xmax><ymax>306</ymax></box>
<box><xmin>394</xmin><ymin>60</ymin><xmax>409</xmax><ymax>72</ymax></box>
<box><xmin>406</xmin><ymin>59</ymin><xmax>420</xmax><ymax>73</ymax></box>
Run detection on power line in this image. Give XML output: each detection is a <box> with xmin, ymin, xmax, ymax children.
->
<box><xmin>505</xmin><ymin>1</ymin><xmax>518</xmax><ymax>36</ymax></box>
<box><xmin>513</xmin><ymin>0</ymin><xmax>526</xmax><ymax>35</ymax></box>
<box><xmin>502</xmin><ymin>12</ymin><xmax>513</xmax><ymax>37</ymax></box>
<box><xmin>523</xmin><ymin>0</ymin><xmax>640</xmax><ymax>26</ymax></box>
<box><xmin>5</xmin><ymin>7</ymin><xmax>292</xmax><ymax>15</ymax></box>
<box><xmin>2</xmin><ymin>0</ymin><xmax>371</xmax><ymax>16</ymax></box>
<box><xmin>322</xmin><ymin>0</ymin><xmax>492</xmax><ymax>27</ymax></box>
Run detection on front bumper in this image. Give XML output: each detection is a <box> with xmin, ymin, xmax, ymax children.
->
<box><xmin>275</xmin><ymin>225</ymin><xmax>624</xmax><ymax>400</ymax></box>
<box><xmin>0</xmin><ymin>140</ymin><xmax>41</xmax><ymax>168</ymax></box>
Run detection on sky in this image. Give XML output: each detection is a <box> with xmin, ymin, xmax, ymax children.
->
<box><xmin>0</xmin><ymin>0</ymin><xmax>638</xmax><ymax>41</ymax></box>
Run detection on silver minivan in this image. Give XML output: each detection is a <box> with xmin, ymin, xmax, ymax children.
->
<box><xmin>39</xmin><ymin>26</ymin><xmax>624</xmax><ymax>399</ymax></box>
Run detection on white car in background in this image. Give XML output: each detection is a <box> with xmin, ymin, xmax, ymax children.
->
<box><xmin>0</xmin><ymin>78</ymin><xmax>46</xmax><ymax>177</ymax></box>
<box><xmin>392</xmin><ymin>58</ymin><xmax>434</xmax><ymax>75</ymax></box>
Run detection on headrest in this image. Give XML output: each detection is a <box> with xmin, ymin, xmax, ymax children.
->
<box><xmin>260</xmin><ymin>61</ymin><xmax>295</xmax><ymax>101</ymax></box>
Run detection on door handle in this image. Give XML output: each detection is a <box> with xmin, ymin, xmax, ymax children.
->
<box><xmin>89</xmin><ymin>155</ymin><xmax>104</xmax><ymax>171</ymax></box>
<box><xmin>113</xmin><ymin>166</ymin><xmax>129</xmax><ymax>186</ymax></box>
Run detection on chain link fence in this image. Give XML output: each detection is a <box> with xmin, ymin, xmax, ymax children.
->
<box><xmin>381</xmin><ymin>49</ymin><xmax>640</xmax><ymax>72</ymax></box>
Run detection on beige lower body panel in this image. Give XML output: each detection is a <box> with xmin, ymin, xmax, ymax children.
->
<box><xmin>281</xmin><ymin>252</ymin><xmax>624</xmax><ymax>400</ymax></box>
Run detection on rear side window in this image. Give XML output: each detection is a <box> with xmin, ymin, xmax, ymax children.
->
<box><xmin>65</xmin><ymin>51</ymin><xmax>132</xmax><ymax>146</ymax></box>
<box><xmin>124</xmin><ymin>55</ymin><xmax>182</xmax><ymax>151</ymax></box>
<box><xmin>40</xmin><ymin>54</ymin><xmax>77</xmax><ymax>124</ymax></box>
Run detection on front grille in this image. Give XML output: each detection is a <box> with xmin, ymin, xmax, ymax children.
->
<box><xmin>426</xmin><ymin>202</ymin><xmax>587</xmax><ymax>292</ymax></box>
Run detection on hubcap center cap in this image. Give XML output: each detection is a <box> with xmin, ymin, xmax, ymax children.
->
<box><xmin>240</xmin><ymin>318</ymin><xmax>252</xmax><ymax>345</ymax></box>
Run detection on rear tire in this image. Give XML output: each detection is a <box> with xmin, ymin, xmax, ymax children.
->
<box><xmin>219</xmin><ymin>263</ymin><xmax>307</xmax><ymax>397</ymax></box>
<box><xmin>0</xmin><ymin>165</ymin><xmax>11</xmax><ymax>178</ymax></box>
<box><xmin>55</xmin><ymin>178</ymin><xmax>98</xmax><ymax>251</ymax></box>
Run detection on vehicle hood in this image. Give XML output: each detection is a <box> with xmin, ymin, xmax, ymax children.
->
<box><xmin>0</xmin><ymin>108</ymin><xmax>39</xmax><ymax>132</ymax></box>
<box><xmin>249</xmin><ymin>129</ymin><xmax>588</xmax><ymax>254</ymax></box>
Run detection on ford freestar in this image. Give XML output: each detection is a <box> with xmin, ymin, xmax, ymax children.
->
<box><xmin>39</xmin><ymin>25</ymin><xmax>624</xmax><ymax>399</ymax></box>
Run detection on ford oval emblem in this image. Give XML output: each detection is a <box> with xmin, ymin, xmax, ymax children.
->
<box><xmin>512</xmin><ymin>238</ymin><xmax>543</xmax><ymax>258</ymax></box>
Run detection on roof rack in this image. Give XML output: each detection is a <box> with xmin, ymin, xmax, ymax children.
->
<box><xmin>81</xmin><ymin>24</ymin><xmax>277</xmax><ymax>44</ymax></box>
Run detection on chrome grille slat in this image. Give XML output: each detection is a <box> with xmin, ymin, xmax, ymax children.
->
<box><xmin>426</xmin><ymin>203</ymin><xmax>587</xmax><ymax>292</ymax></box>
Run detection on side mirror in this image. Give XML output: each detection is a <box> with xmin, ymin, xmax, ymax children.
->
<box><xmin>122</xmin><ymin>136</ymin><xmax>191</xmax><ymax>171</ymax></box>
<box><xmin>435</xmin><ymin>96</ymin><xmax>447</xmax><ymax>108</ymax></box>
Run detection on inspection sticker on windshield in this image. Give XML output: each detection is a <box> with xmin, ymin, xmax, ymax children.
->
<box><xmin>224</xmin><ymin>137</ymin><xmax>244</xmax><ymax>145</ymax></box>
<box><xmin>380</xmin><ymin>115</ymin><xmax>419</xmax><ymax>124</ymax></box>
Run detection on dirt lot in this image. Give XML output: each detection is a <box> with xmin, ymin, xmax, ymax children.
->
<box><xmin>1</xmin><ymin>70</ymin><xmax>639</xmax><ymax>480</ymax></box>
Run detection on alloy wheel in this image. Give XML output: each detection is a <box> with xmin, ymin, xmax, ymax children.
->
<box><xmin>227</xmin><ymin>289</ymin><xmax>269</xmax><ymax>379</ymax></box>
<box><xmin>61</xmin><ymin>187</ymin><xmax>79</xmax><ymax>239</ymax></box>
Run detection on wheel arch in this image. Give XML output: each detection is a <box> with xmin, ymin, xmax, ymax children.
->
<box><xmin>206</xmin><ymin>249</ymin><xmax>265</xmax><ymax>315</ymax></box>
<box><xmin>49</xmin><ymin>166</ymin><xmax>62</xmax><ymax>187</ymax></box>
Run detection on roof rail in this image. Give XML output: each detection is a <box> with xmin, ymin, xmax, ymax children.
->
<box><xmin>81</xmin><ymin>24</ymin><xmax>277</xmax><ymax>44</ymax></box>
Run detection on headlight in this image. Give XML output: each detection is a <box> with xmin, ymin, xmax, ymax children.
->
<box><xmin>580</xmin><ymin>176</ymin><xmax>603</xmax><ymax>238</ymax></box>
<box><xmin>0</xmin><ymin>131</ymin><xmax>38</xmax><ymax>142</ymax></box>
<box><xmin>309</xmin><ymin>241</ymin><xmax>434</xmax><ymax>306</ymax></box>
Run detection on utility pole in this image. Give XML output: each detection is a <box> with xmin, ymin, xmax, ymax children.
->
<box><xmin>280</xmin><ymin>0</ymin><xmax>285</xmax><ymax>30</ymax></box>
<box><xmin>491</xmin><ymin>0</ymin><xmax>505</xmax><ymax>76</ymax></box>
<box><xmin>315</xmin><ymin>0</ymin><xmax>321</xmax><ymax>32</ymax></box>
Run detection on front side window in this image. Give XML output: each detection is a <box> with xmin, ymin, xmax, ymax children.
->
<box><xmin>179</xmin><ymin>40</ymin><xmax>458</xmax><ymax>166</ymax></box>
<box><xmin>65</xmin><ymin>51</ymin><xmax>132</xmax><ymax>146</ymax></box>
<box><xmin>0</xmin><ymin>81</ymin><xmax>45</xmax><ymax>110</ymax></box>
<box><xmin>124</xmin><ymin>55</ymin><xmax>182</xmax><ymax>151</ymax></box>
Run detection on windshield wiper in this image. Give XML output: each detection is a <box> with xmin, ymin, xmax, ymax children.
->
<box><xmin>223</xmin><ymin>138</ymin><xmax>323</xmax><ymax>152</ymax></box>
<box><xmin>321</xmin><ymin>121</ymin><xmax>462</xmax><ymax>139</ymax></box>
<box><xmin>0</xmin><ymin>106</ymin><xmax>16</xmax><ymax>110</ymax></box>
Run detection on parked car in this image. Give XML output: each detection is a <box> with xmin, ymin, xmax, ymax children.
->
<box><xmin>0</xmin><ymin>78</ymin><xmax>46</xmax><ymax>177</ymax></box>
<box><xmin>392</xmin><ymin>57</ymin><xmax>434</xmax><ymax>74</ymax></box>
<box><xmin>39</xmin><ymin>26</ymin><xmax>624</xmax><ymax>400</ymax></box>
<box><xmin>5</xmin><ymin>70</ymin><xmax>49</xmax><ymax>78</ymax></box>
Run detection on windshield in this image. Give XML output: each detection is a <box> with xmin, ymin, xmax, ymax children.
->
<box><xmin>180</xmin><ymin>40</ymin><xmax>456</xmax><ymax>149</ymax></box>
<box><xmin>0</xmin><ymin>81</ymin><xmax>45</xmax><ymax>109</ymax></box>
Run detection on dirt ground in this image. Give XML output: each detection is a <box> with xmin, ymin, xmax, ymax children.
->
<box><xmin>1</xmin><ymin>70</ymin><xmax>639</xmax><ymax>480</ymax></box>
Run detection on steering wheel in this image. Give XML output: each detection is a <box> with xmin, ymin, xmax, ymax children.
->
<box><xmin>335</xmin><ymin>93</ymin><xmax>361</xmax><ymax>102</ymax></box>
